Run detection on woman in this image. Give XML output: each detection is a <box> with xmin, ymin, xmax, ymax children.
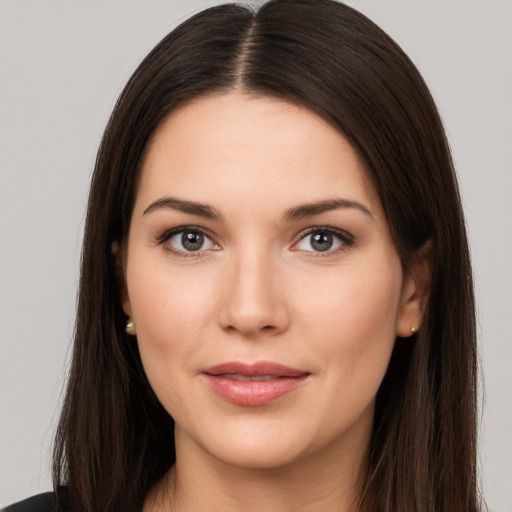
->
<box><xmin>4</xmin><ymin>0</ymin><xmax>480</xmax><ymax>510</ymax></box>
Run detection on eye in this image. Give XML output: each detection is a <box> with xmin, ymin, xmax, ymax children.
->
<box><xmin>293</xmin><ymin>228</ymin><xmax>353</xmax><ymax>254</ymax></box>
<box><xmin>158</xmin><ymin>227</ymin><xmax>219</xmax><ymax>255</ymax></box>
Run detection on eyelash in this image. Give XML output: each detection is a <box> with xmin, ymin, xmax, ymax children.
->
<box><xmin>156</xmin><ymin>226</ymin><xmax>219</xmax><ymax>258</ymax></box>
<box><xmin>156</xmin><ymin>226</ymin><xmax>354</xmax><ymax>257</ymax></box>
<box><xmin>293</xmin><ymin>226</ymin><xmax>354</xmax><ymax>256</ymax></box>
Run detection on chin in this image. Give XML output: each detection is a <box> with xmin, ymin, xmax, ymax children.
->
<box><xmin>176</xmin><ymin>417</ymin><xmax>313</xmax><ymax>470</ymax></box>
<box><xmin>210</xmin><ymin>438</ymin><xmax>308</xmax><ymax>470</ymax></box>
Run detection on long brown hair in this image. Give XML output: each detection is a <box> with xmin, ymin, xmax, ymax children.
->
<box><xmin>53</xmin><ymin>1</ymin><xmax>480</xmax><ymax>510</ymax></box>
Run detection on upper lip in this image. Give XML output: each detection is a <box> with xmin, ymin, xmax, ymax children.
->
<box><xmin>202</xmin><ymin>361</ymin><xmax>309</xmax><ymax>378</ymax></box>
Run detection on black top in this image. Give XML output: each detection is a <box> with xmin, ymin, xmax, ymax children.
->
<box><xmin>2</xmin><ymin>493</ymin><xmax>55</xmax><ymax>512</ymax></box>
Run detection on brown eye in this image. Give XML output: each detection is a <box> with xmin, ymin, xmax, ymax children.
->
<box><xmin>181</xmin><ymin>231</ymin><xmax>205</xmax><ymax>251</ymax></box>
<box><xmin>310</xmin><ymin>232</ymin><xmax>333</xmax><ymax>252</ymax></box>
<box><xmin>160</xmin><ymin>227</ymin><xmax>218</xmax><ymax>255</ymax></box>
<box><xmin>294</xmin><ymin>228</ymin><xmax>353</xmax><ymax>254</ymax></box>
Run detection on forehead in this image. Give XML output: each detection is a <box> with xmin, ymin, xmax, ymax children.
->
<box><xmin>135</xmin><ymin>92</ymin><xmax>383</xmax><ymax>220</ymax></box>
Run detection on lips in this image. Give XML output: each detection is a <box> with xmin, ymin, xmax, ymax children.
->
<box><xmin>216</xmin><ymin>374</ymin><xmax>282</xmax><ymax>382</ymax></box>
<box><xmin>202</xmin><ymin>362</ymin><xmax>309</xmax><ymax>406</ymax></box>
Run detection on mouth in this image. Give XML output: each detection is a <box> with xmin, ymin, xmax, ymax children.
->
<box><xmin>202</xmin><ymin>361</ymin><xmax>310</xmax><ymax>407</ymax></box>
<box><xmin>215</xmin><ymin>374</ymin><xmax>289</xmax><ymax>382</ymax></box>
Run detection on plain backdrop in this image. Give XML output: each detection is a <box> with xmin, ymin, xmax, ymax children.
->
<box><xmin>1</xmin><ymin>0</ymin><xmax>511</xmax><ymax>510</ymax></box>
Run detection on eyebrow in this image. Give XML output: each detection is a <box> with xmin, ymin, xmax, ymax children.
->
<box><xmin>285</xmin><ymin>198</ymin><xmax>373</xmax><ymax>220</ymax></box>
<box><xmin>143</xmin><ymin>197</ymin><xmax>221</xmax><ymax>219</ymax></box>
<box><xmin>142</xmin><ymin>196</ymin><xmax>372</xmax><ymax>221</ymax></box>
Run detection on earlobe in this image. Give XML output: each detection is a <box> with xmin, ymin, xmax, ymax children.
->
<box><xmin>396</xmin><ymin>241</ymin><xmax>432</xmax><ymax>338</ymax></box>
<box><xmin>111</xmin><ymin>240</ymin><xmax>132</xmax><ymax>317</ymax></box>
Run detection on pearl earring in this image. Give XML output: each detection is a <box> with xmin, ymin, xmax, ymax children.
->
<box><xmin>125</xmin><ymin>319</ymin><xmax>136</xmax><ymax>336</ymax></box>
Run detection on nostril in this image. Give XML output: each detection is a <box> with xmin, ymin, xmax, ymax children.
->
<box><xmin>217</xmin><ymin>271</ymin><xmax>290</xmax><ymax>335</ymax></box>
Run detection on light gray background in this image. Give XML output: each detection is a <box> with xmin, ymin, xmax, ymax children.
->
<box><xmin>1</xmin><ymin>0</ymin><xmax>511</xmax><ymax>509</ymax></box>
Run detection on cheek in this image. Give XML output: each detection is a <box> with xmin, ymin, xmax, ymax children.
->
<box><xmin>125</xmin><ymin>257</ymin><xmax>216</xmax><ymax>367</ymax></box>
<box><xmin>125</xmin><ymin>259</ymin><xmax>219</xmax><ymax>418</ymax></box>
<box><xmin>299</xmin><ymin>260</ymin><xmax>401</xmax><ymax>335</ymax></box>
<box><xmin>296</xmin><ymin>258</ymin><xmax>402</xmax><ymax>389</ymax></box>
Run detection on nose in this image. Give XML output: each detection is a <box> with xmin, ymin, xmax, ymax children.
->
<box><xmin>217</xmin><ymin>249</ymin><xmax>290</xmax><ymax>337</ymax></box>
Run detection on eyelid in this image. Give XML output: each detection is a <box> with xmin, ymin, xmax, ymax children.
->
<box><xmin>155</xmin><ymin>225</ymin><xmax>353</xmax><ymax>256</ymax></box>
<box><xmin>156</xmin><ymin>226</ymin><xmax>220</xmax><ymax>256</ymax></box>
<box><xmin>291</xmin><ymin>226</ymin><xmax>354</xmax><ymax>253</ymax></box>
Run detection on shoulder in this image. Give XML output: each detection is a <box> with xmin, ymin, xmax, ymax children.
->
<box><xmin>2</xmin><ymin>493</ymin><xmax>56</xmax><ymax>512</ymax></box>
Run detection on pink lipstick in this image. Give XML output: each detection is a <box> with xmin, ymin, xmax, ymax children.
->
<box><xmin>202</xmin><ymin>362</ymin><xmax>309</xmax><ymax>406</ymax></box>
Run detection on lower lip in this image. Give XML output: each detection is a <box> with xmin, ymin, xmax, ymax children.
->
<box><xmin>203</xmin><ymin>374</ymin><xmax>308</xmax><ymax>406</ymax></box>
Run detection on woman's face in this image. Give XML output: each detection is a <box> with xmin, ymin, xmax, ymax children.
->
<box><xmin>122</xmin><ymin>92</ymin><xmax>421</xmax><ymax>470</ymax></box>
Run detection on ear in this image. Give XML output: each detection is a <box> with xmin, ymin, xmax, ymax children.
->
<box><xmin>396</xmin><ymin>241</ymin><xmax>432</xmax><ymax>337</ymax></box>
<box><xmin>111</xmin><ymin>240</ymin><xmax>133</xmax><ymax>317</ymax></box>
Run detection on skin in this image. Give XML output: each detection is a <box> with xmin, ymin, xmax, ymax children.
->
<box><xmin>121</xmin><ymin>92</ymin><xmax>429</xmax><ymax>511</ymax></box>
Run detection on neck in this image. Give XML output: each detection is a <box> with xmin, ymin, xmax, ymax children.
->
<box><xmin>145</xmin><ymin>419</ymin><xmax>370</xmax><ymax>512</ymax></box>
